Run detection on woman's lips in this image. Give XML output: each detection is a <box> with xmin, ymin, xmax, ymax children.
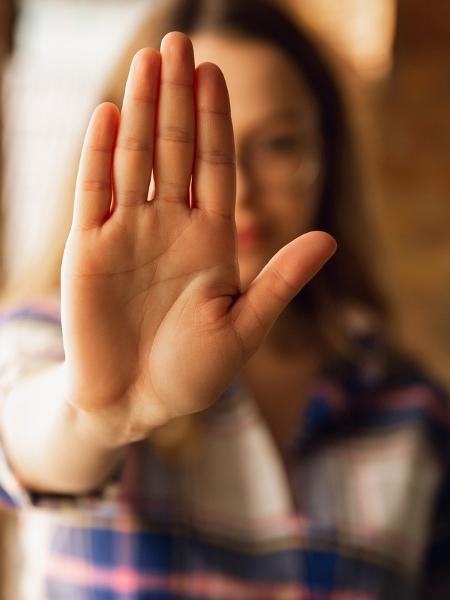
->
<box><xmin>236</xmin><ymin>226</ymin><xmax>264</xmax><ymax>251</ymax></box>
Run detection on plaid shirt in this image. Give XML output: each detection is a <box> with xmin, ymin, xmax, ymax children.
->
<box><xmin>0</xmin><ymin>299</ymin><xmax>449</xmax><ymax>599</ymax></box>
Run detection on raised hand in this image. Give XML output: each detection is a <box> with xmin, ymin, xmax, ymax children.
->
<box><xmin>60</xmin><ymin>32</ymin><xmax>336</xmax><ymax>447</ymax></box>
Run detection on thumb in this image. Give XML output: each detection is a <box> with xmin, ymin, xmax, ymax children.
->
<box><xmin>230</xmin><ymin>231</ymin><xmax>337</xmax><ymax>359</ymax></box>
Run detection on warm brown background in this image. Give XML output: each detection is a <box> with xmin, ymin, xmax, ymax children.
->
<box><xmin>372</xmin><ymin>0</ymin><xmax>450</xmax><ymax>391</ymax></box>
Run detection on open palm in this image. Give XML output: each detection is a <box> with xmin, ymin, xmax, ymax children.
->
<box><xmin>61</xmin><ymin>32</ymin><xmax>336</xmax><ymax>447</ymax></box>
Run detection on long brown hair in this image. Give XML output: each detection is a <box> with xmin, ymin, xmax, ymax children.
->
<box><xmin>0</xmin><ymin>0</ymin><xmax>391</xmax><ymax>457</ymax></box>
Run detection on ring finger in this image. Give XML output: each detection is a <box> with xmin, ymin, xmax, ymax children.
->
<box><xmin>113</xmin><ymin>47</ymin><xmax>160</xmax><ymax>210</ymax></box>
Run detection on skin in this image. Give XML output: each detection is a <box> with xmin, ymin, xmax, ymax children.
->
<box><xmin>60</xmin><ymin>32</ymin><xmax>336</xmax><ymax>449</ymax></box>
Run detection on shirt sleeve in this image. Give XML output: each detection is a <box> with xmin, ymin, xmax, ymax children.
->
<box><xmin>0</xmin><ymin>303</ymin><xmax>65</xmax><ymax>511</ymax></box>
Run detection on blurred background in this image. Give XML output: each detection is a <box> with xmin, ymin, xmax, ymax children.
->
<box><xmin>0</xmin><ymin>0</ymin><xmax>449</xmax><ymax>393</ymax></box>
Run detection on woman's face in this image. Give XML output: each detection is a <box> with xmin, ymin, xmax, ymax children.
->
<box><xmin>192</xmin><ymin>33</ymin><xmax>324</xmax><ymax>290</ymax></box>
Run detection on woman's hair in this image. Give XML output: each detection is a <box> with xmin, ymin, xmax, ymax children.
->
<box><xmin>0</xmin><ymin>0</ymin><xmax>391</xmax><ymax>458</ymax></box>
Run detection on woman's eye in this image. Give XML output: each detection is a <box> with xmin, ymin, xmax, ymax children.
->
<box><xmin>260</xmin><ymin>136</ymin><xmax>302</xmax><ymax>153</ymax></box>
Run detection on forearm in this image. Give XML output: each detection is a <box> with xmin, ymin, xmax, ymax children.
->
<box><xmin>0</xmin><ymin>361</ymin><xmax>126</xmax><ymax>495</ymax></box>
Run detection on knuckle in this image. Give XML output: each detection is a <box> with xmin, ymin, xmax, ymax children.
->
<box><xmin>205</xmin><ymin>206</ymin><xmax>233</xmax><ymax>222</ymax></box>
<box><xmin>118</xmin><ymin>135</ymin><xmax>151</xmax><ymax>153</ymax></box>
<box><xmin>87</xmin><ymin>143</ymin><xmax>111</xmax><ymax>154</ymax></box>
<box><xmin>271</xmin><ymin>268</ymin><xmax>297</xmax><ymax>300</ymax></box>
<box><xmin>155</xmin><ymin>193</ymin><xmax>185</xmax><ymax>205</ymax></box>
<box><xmin>197</xmin><ymin>148</ymin><xmax>235</xmax><ymax>166</ymax></box>
<box><xmin>161</xmin><ymin>78</ymin><xmax>192</xmax><ymax>90</ymax></box>
<box><xmin>155</xmin><ymin>181</ymin><xmax>188</xmax><ymax>203</ymax></box>
<box><xmin>130</xmin><ymin>94</ymin><xmax>157</xmax><ymax>108</ymax></box>
<box><xmin>118</xmin><ymin>188</ymin><xmax>147</xmax><ymax>206</ymax></box>
<box><xmin>79</xmin><ymin>179</ymin><xmax>110</xmax><ymax>193</ymax></box>
<box><xmin>157</xmin><ymin>125</ymin><xmax>194</xmax><ymax>145</ymax></box>
<box><xmin>199</xmin><ymin>107</ymin><xmax>231</xmax><ymax>118</ymax></box>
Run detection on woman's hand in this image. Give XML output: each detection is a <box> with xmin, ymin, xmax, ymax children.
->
<box><xmin>61</xmin><ymin>32</ymin><xmax>336</xmax><ymax>447</ymax></box>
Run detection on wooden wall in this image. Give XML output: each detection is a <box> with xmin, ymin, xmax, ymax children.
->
<box><xmin>284</xmin><ymin>0</ymin><xmax>450</xmax><ymax>389</ymax></box>
<box><xmin>371</xmin><ymin>0</ymin><xmax>450</xmax><ymax>389</ymax></box>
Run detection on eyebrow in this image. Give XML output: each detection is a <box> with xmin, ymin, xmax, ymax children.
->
<box><xmin>261</xmin><ymin>108</ymin><xmax>309</xmax><ymax>124</ymax></box>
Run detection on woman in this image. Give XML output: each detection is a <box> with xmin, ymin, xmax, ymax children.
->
<box><xmin>0</xmin><ymin>0</ymin><xmax>448</xmax><ymax>598</ymax></box>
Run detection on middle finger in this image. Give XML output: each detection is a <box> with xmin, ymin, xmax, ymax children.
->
<box><xmin>153</xmin><ymin>32</ymin><xmax>195</xmax><ymax>208</ymax></box>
